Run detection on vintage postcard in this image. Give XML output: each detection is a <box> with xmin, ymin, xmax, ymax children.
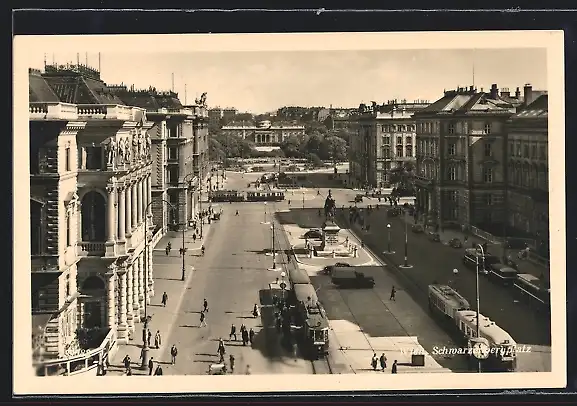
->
<box><xmin>13</xmin><ymin>31</ymin><xmax>566</xmax><ymax>394</ymax></box>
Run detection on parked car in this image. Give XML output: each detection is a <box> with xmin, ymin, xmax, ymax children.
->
<box><xmin>462</xmin><ymin>248</ymin><xmax>501</xmax><ymax>275</ymax></box>
<box><xmin>331</xmin><ymin>268</ymin><xmax>375</xmax><ymax>289</ymax></box>
<box><xmin>448</xmin><ymin>238</ymin><xmax>462</xmax><ymax>248</ymax></box>
<box><xmin>411</xmin><ymin>224</ymin><xmax>424</xmax><ymax>233</ymax></box>
<box><xmin>487</xmin><ymin>263</ymin><xmax>518</xmax><ymax>286</ymax></box>
<box><xmin>427</xmin><ymin>232</ymin><xmax>441</xmax><ymax>242</ymax></box>
<box><xmin>304</xmin><ymin>229</ymin><xmax>323</xmax><ymax>240</ymax></box>
<box><xmin>322</xmin><ymin>262</ymin><xmax>352</xmax><ymax>275</ymax></box>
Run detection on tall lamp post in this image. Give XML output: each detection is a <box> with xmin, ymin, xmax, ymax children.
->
<box><xmin>474</xmin><ymin>243</ymin><xmax>485</xmax><ymax>373</ymax></box>
<box><xmin>384</xmin><ymin>223</ymin><xmax>395</xmax><ymax>254</ymax></box>
<box><xmin>268</xmin><ymin>222</ymin><xmax>278</xmax><ymax>271</ymax></box>
<box><xmin>262</xmin><ymin>201</ymin><xmax>269</xmax><ymax>224</ymax></box>
<box><xmin>302</xmin><ymin>191</ymin><xmax>305</xmax><ymax>209</ymax></box>
<box><xmin>141</xmin><ymin>199</ymin><xmax>176</xmax><ymax>369</ymax></box>
<box><xmin>399</xmin><ymin>211</ymin><xmax>413</xmax><ymax>268</ymax></box>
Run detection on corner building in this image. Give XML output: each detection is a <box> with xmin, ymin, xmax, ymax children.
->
<box><xmin>413</xmin><ymin>85</ymin><xmax>524</xmax><ymax>232</ymax></box>
<box><xmin>29</xmin><ymin>65</ymin><xmax>157</xmax><ymax>374</ymax></box>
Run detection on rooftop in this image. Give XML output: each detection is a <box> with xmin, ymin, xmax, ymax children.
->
<box><xmin>108</xmin><ymin>85</ymin><xmax>183</xmax><ymax>112</ymax></box>
<box><xmin>512</xmin><ymin>94</ymin><xmax>548</xmax><ymax>120</ymax></box>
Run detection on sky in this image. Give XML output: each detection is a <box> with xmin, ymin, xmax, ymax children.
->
<box><xmin>26</xmin><ymin>48</ymin><xmax>547</xmax><ymax>114</ymax></box>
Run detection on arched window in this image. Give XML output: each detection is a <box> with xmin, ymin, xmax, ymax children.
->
<box><xmin>30</xmin><ymin>199</ymin><xmax>43</xmax><ymax>255</ymax></box>
<box><xmin>82</xmin><ymin>275</ymin><xmax>105</xmax><ymax>291</ymax></box>
<box><xmin>81</xmin><ymin>191</ymin><xmax>106</xmax><ymax>242</ymax></box>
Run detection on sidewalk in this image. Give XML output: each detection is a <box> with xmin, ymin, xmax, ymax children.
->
<box><xmin>108</xmin><ymin>219</ymin><xmax>214</xmax><ymax>376</ymax></box>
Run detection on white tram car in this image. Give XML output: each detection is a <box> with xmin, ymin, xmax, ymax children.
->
<box><xmin>428</xmin><ymin>284</ymin><xmax>517</xmax><ymax>372</ymax></box>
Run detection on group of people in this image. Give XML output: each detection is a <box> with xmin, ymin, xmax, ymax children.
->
<box><xmin>371</xmin><ymin>353</ymin><xmax>398</xmax><ymax>374</ymax></box>
<box><xmin>229</xmin><ymin>323</ymin><xmax>256</xmax><ymax>347</ymax></box>
<box><xmin>121</xmin><ymin>342</ymin><xmax>179</xmax><ymax>376</ymax></box>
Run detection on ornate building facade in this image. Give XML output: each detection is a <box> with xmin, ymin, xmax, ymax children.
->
<box><xmin>220</xmin><ymin>120</ymin><xmax>305</xmax><ymax>146</ymax></box>
<box><xmin>30</xmin><ymin>64</ymin><xmax>157</xmax><ymax>374</ymax></box>
<box><xmin>350</xmin><ymin>100</ymin><xmax>429</xmax><ymax>188</ymax></box>
<box><xmin>413</xmin><ymin>84</ymin><xmax>527</xmax><ymax>232</ymax></box>
<box><xmin>505</xmin><ymin>94</ymin><xmax>549</xmax><ymax>257</ymax></box>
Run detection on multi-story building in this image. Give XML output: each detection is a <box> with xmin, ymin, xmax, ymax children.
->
<box><xmin>505</xmin><ymin>94</ymin><xmax>549</xmax><ymax>257</ymax></box>
<box><xmin>221</xmin><ymin>107</ymin><xmax>237</xmax><ymax>123</ymax></box>
<box><xmin>29</xmin><ymin>64</ymin><xmax>156</xmax><ymax>374</ymax></box>
<box><xmin>208</xmin><ymin>108</ymin><xmax>222</xmax><ymax>132</ymax></box>
<box><xmin>110</xmin><ymin>86</ymin><xmax>209</xmax><ymax>231</ymax></box>
<box><xmin>221</xmin><ymin>120</ymin><xmax>305</xmax><ymax>146</ymax></box>
<box><xmin>350</xmin><ymin>100</ymin><xmax>429</xmax><ymax>188</ymax></box>
<box><xmin>413</xmin><ymin>84</ymin><xmax>527</xmax><ymax>232</ymax></box>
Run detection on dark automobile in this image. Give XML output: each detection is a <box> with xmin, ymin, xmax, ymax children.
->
<box><xmin>354</xmin><ymin>194</ymin><xmax>364</xmax><ymax>203</ymax></box>
<box><xmin>448</xmin><ymin>238</ymin><xmax>462</xmax><ymax>248</ymax></box>
<box><xmin>462</xmin><ymin>248</ymin><xmax>501</xmax><ymax>275</ymax></box>
<box><xmin>304</xmin><ymin>229</ymin><xmax>323</xmax><ymax>240</ymax></box>
<box><xmin>322</xmin><ymin>262</ymin><xmax>352</xmax><ymax>275</ymax></box>
<box><xmin>488</xmin><ymin>263</ymin><xmax>518</xmax><ymax>285</ymax></box>
<box><xmin>331</xmin><ymin>268</ymin><xmax>375</xmax><ymax>289</ymax></box>
<box><xmin>428</xmin><ymin>232</ymin><xmax>441</xmax><ymax>242</ymax></box>
<box><xmin>411</xmin><ymin>224</ymin><xmax>424</xmax><ymax>233</ymax></box>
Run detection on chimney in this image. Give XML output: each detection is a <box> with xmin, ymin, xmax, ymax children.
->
<box><xmin>490</xmin><ymin>84</ymin><xmax>498</xmax><ymax>99</ymax></box>
<box><xmin>524</xmin><ymin>83</ymin><xmax>533</xmax><ymax>105</ymax></box>
<box><xmin>500</xmin><ymin>87</ymin><xmax>510</xmax><ymax>98</ymax></box>
<box><xmin>515</xmin><ymin>87</ymin><xmax>521</xmax><ymax>98</ymax></box>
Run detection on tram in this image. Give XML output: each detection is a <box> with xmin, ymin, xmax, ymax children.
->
<box><xmin>292</xmin><ymin>283</ymin><xmax>329</xmax><ymax>359</ymax></box>
<box><xmin>209</xmin><ymin>189</ymin><xmax>244</xmax><ymax>202</ymax></box>
<box><xmin>245</xmin><ymin>189</ymin><xmax>285</xmax><ymax>202</ymax></box>
<box><xmin>428</xmin><ymin>284</ymin><xmax>517</xmax><ymax>372</ymax></box>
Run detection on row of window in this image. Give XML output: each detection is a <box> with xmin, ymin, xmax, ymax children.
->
<box><xmin>417</xmin><ymin>140</ymin><xmax>494</xmax><ymax>157</ymax></box>
<box><xmin>419</xmin><ymin>162</ymin><xmax>494</xmax><ymax>183</ymax></box>
<box><xmin>382</xmin><ymin>136</ymin><xmax>413</xmax><ymax>145</ymax></box>
<box><xmin>417</xmin><ymin>121</ymin><xmax>493</xmax><ymax>135</ymax></box>
<box><xmin>380</xmin><ymin>124</ymin><xmax>416</xmax><ymax>133</ymax></box>
<box><xmin>382</xmin><ymin>145</ymin><xmax>414</xmax><ymax>159</ymax></box>
<box><xmin>508</xmin><ymin>165</ymin><xmax>547</xmax><ymax>190</ymax></box>
<box><xmin>509</xmin><ymin>140</ymin><xmax>547</xmax><ymax>161</ymax></box>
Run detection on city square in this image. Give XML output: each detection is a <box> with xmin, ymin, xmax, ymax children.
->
<box><xmin>14</xmin><ymin>32</ymin><xmax>565</xmax><ymax>393</ymax></box>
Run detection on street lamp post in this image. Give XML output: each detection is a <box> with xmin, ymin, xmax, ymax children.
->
<box><xmin>452</xmin><ymin>268</ymin><xmax>459</xmax><ymax>290</ymax></box>
<box><xmin>302</xmin><ymin>191</ymin><xmax>305</xmax><ymax>209</ymax></box>
<box><xmin>262</xmin><ymin>201</ymin><xmax>269</xmax><ymax>224</ymax></box>
<box><xmin>269</xmin><ymin>222</ymin><xmax>278</xmax><ymax>271</ymax></box>
<box><xmin>475</xmin><ymin>244</ymin><xmax>485</xmax><ymax>373</ymax></box>
<box><xmin>398</xmin><ymin>211</ymin><xmax>412</xmax><ymax>268</ymax></box>
<box><xmin>385</xmin><ymin>223</ymin><xmax>395</xmax><ymax>254</ymax></box>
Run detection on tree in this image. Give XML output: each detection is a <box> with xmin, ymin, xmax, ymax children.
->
<box><xmin>304</xmin><ymin>121</ymin><xmax>328</xmax><ymax>135</ymax></box>
<box><xmin>306</xmin><ymin>152</ymin><xmax>323</xmax><ymax>167</ymax></box>
<box><xmin>280</xmin><ymin>135</ymin><xmax>302</xmax><ymax>158</ymax></box>
<box><xmin>320</xmin><ymin>136</ymin><xmax>348</xmax><ymax>162</ymax></box>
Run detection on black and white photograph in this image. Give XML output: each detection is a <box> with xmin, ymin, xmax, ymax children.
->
<box><xmin>13</xmin><ymin>31</ymin><xmax>566</xmax><ymax>394</ymax></box>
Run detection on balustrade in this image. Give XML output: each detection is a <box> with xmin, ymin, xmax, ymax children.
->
<box><xmin>77</xmin><ymin>241</ymin><xmax>106</xmax><ymax>256</ymax></box>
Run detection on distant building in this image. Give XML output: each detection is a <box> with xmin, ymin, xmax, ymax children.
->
<box><xmin>350</xmin><ymin>100</ymin><xmax>429</xmax><ymax>188</ymax></box>
<box><xmin>505</xmin><ymin>93</ymin><xmax>549</xmax><ymax>257</ymax></box>
<box><xmin>413</xmin><ymin>84</ymin><xmax>533</xmax><ymax>233</ymax></box>
<box><xmin>222</xmin><ymin>107</ymin><xmax>238</xmax><ymax>123</ymax></box>
<box><xmin>221</xmin><ymin>120</ymin><xmax>305</xmax><ymax>146</ymax></box>
<box><xmin>208</xmin><ymin>108</ymin><xmax>223</xmax><ymax>129</ymax></box>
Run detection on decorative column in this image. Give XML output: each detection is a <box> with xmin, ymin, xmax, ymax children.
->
<box><xmin>117</xmin><ymin>269</ymin><xmax>128</xmax><ymax>341</ymax></box>
<box><xmin>138</xmin><ymin>255</ymin><xmax>145</xmax><ymax>317</ymax></box>
<box><xmin>118</xmin><ymin>185</ymin><xmax>126</xmax><ymax>242</ymax></box>
<box><xmin>132</xmin><ymin>261</ymin><xmax>140</xmax><ymax>322</ymax></box>
<box><xmin>126</xmin><ymin>182</ymin><xmax>133</xmax><ymax>238</ymax></box>
<box><xmin>106</xmin><ymin>270</ymin><xmax>117</xmax><ymax>331</ymax></box>
<box><xmin>131</xmin><ymin>181</ymin><xmax>138</xmax><ymax>232</ymax></box>
<box><xmin>126</xmin><ymin>263</ymin><xmax>134</xmax><ymax>336</ymax></box>
<box><xmin>106</xmin><ymin>184</ymin><xmax>117</xmax><ymax>243</ymax></box>
<box><xmin>148</xmin><ymin>243</ymin><xmax>154</xmax><ymax>298</ymax></box>
<box><xmin>137</xmin><ymin>179</ymin><xmax>144</xmax><ymax>226</ymax></box>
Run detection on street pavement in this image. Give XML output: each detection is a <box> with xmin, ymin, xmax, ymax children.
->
<box><xmin>276</xmin><ymin>206</ymin><xmax>460</xmax><ymax>374</ymax></box>
<box><xmin>110</xmin><ymin>170</ymin><xmax>313</xmax><ymax>376</ymax></box>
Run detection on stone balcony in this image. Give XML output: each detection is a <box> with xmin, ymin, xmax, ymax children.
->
<box><xmin>29</xmin><ymin>102</ymin><xmax>78</xmax><ymax>121</ymax></box>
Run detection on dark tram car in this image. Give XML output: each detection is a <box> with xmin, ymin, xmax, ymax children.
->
<box><xmin>292</xmin><ymin>284</ymin><xmax>329</xmax><ymax>359</ymax></box>
<box><xmin>246</xmin><ymin>189</ymin><xmax>285</xmax><ymax>202</ymax></box>
<box><xmin>288</xmin><ymin>266</ymin><xmax>312</xmax><ymax>287</ymax></box>
<box><xmin>209</xmin><ymin>189</ymin><xmax>245</xmax><ymax>202</ymax></box>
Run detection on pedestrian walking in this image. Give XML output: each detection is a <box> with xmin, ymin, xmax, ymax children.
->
<box><xmin>252</xmin><ymin>304</ymin><xmax>259</xmax><ymax>318</ymax></box>
<box><xmin>218</xmin><ymin>342</ymin><xmax>226</xmax><ymax>363</ymax></box>
<box><xmin>199</xmin><ymin>311</ymin><xmax>207</xmax><ymax>327</ymax></box>
<box><xmin>193</xmin><ymin>234</ymin><xmax>197</xmax><ymax>243</ymax></box>
<box><xmin>249</xmin><ymin>328</ymin><xmax>255</xmax><ymax>346</ymax></box>
<box><xmin>154</xmin><ymin>330</ymin><xmax>162</xmax><ymax>349</ymax></box>
<box><xmin>230</xmin><ymin>324</ymin><xmax>237</xmax><ymax>341</ymax></box>
<box><xmin>391</xmin><ymin>360</ymin><xmax>398</xmax><ymax>374</ymax></box>
<box><xmin>371</xmin><ymin>353</ymin><xmax>378</xmax><ymax>371</ymax></box>
<box><xmin>245</xmin><ymin>364</ymin><xmax>251</xmax><ymax>375</ymax></box>
<box><xmin>147</xmin><ymin>329</ymin><xmax>152</xmax><ymax>347</ymax></box>
<box><xmin>390</xmin><ymin>286</ymin><xmax>396</xmax><ymax>301</ymax></box>
<box><xmin>170</xmin><ymin>345</ymin><xmax>178</xmax><ymax>365</ymax></box>
<box><xmin>148</xmin><ymin>358</ymin><xmax>154</xmax><ymax>375</ymax></box>
<box><xmin>122</xmin><ymin>355</ymin><xmax>131</xmax><ymax>373</ymax></box>
<box><xmin>154</xmin><ymin>365</ymin><xmax>163</xmax><ymax>375</ymax></box>
<box><xmin>201</xmin><ymin>245</ymin><xmax>205</xmax><ymax>256</ymax></box>
<box><xmin>229</xmin><ymin>354</ymin><xmax>235</xmax><ymax>373</ymax></box>
<box><xmin>203</xmin><ymin>298</ymin><xmax>209</xmax><ymax>313</ymax></box>
<box><xmin>242</xmin><ymin>329</ymin><xmax>249</xmax><ymax>346</ymax></box>
<box><xmin>161</xmin><ymin>291</ymin><xmax>168</xmax><ymax>307</ymax></box>
<box><xmin>379</xmin><ymin>353</ymin><xmax>387</xmax><ymax>371</ymax></box>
